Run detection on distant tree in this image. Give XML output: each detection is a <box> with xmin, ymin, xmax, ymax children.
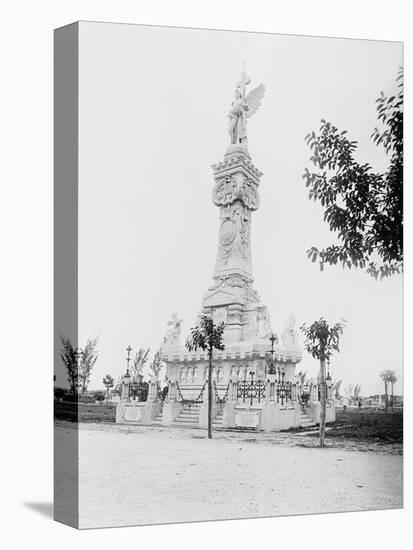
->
<box><xmin>333</xmin><ymin>379</ymin><xmax>343</xmax><ymax>400</ymax></box>
<box><xmin>78</xmin><ymin>338</ymin><xmax>99</xmax><ymax>394</ymax></box>
<box><xmin>389</xmin><ymin>373</ymin><xmax>397</xmax><ymax>408</ymax></box>
<box><xmin>186</xmin><ymin>315</ymin><xmax>225</xmax><ymax>439</ymax></box>
<box><xmin>60</xmin><ymin>336</ymin><xmax>79</xmax><ymax>394</ymax></box>
<box><xmin>54</xmin><ymin>386</ymin><xmax>68</xmax><ymax>401</ymax></box>
<box><xmin>297</xmin><ymin>371</ymin><xmax>308</xmax><ymax>385</ymax></box>
<box><xmin>300</xmin><ymin>318</ymin><xmax>346</xmax><ymax>447</ymax></box>
<box><xmin>131</xmin><ymin>348</ymin><xmax>150</xmax><ymax>381</ymax></box>
<box><xmin>380</xmin><ymin>369</ymin><xmax>397</xmax><ymax>411</ymax></box>
<box><xmin>352</xmin><ymin>384</ymin><xmax>362</xmax><ymax>403</ymax></box>
<box><xmin>113</xmin><ymin>380</ymin><xmax>122</xmax><ymax>397</ymax></box>
<box><xmin>303</xmin><ymin>70</ymin><xmax>403</xmax><ymax>279</ymax></box>
<box><xmin>102</xmin><ymin>374</ymin><xmax>115</xmax><ymax>401</ymax></box>
<box><xmin>92</xmin><ymin>390</ymin><xmax>105</xmax><ymax>403</ymax></box>
<box><xmin>149</xmin><ymin>349</ymin><xmax>164</xmax><ymax>381</ymax></box>
<box><xmin>345</xmin><ymin>384</ymin><xmax>354</xmax><ymax>398</ymax></box>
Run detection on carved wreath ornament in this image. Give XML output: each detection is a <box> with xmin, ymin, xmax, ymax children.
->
<box><xmin>213</xmin><ymin>172</ymin><xmax>259</xmax><ymax>211</ymax></box>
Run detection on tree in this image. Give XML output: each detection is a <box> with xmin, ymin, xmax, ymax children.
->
<box><xmin>389</xmin><ymin>373</ymin><xmax>397</xmax><ymax>408</ymax></box>
<box><xmin>303</xmin><ymin>70</ymin><xmax>403</xmax><ymax>279</ymax></box>
<box><xmin>345</xmin><ymin>384</ymin><xmax>354</xmax><ymax>399</ymax></box>
<box><xmin>92</xmin><ymin>390</ymin><xmax>105</xmax><ymax>403</ymax></box>
<box><xmin>297</xmin><ymin>371</ymin><xmax>308</xmax><ymax>385</ymax></box>
<box><xmin>60</xmin><ymin>336</ymin><xmax>79</xmax><ymax>394</ymax></box>
<box><xmin>380</xmin><ymin>369</ymin><xmax>396</xmax><ymax>411</ymax></box>
<box><xmin>186</xmin><ymin>315</ymin><xmax>225</xmax><ymax>439</ymax></box>
<box><xmin>102</xmin><ymin>374</ymin><xmax>115</xmax><ymax>401</ymax></box>
<box><xmin>78</xmin><ymin>337</ymin><xmax>99</xmax><ymax>394</ymax></box>
<box><xmin>149</xmin><ymin>349</ymin><xmax>164</xmax><ymax>381</ymax></box>
<box><xmin>333</xmin><ymin>379</ymin><xmax>342</xmax><ymax>400</ymax></box>
<box><xmin>352</xmin><ymin>384</ymin><xmax>362</xmax><ymax>404</ymax></box>
<box><xmin>131</xmin><ymin>348</ymin><xmax>150</xmax><ymax>381</ymax></box>
<box><xmin>300</xmin><ymin>318</ymin><xmax>346</xmax><ymax>447</ymax></box>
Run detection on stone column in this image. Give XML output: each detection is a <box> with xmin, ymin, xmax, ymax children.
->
<box><xmin>168</xmin><ymin>381</ymin><xmax>177</xmax><ymax>402</ymax></box>
<box><xmin>222</xmin><ymin>377</ymin><xmax>238</xmax><ymax>428</ymax></box>
<box><xmin>230</xmin><ymin>378</ymin><xmax>238</xmax><ymax>401</ymax></box>
<box><xmin>162</xmin><ymin>380</ymin><xmax>181</xmax><ymax>425</ymax></box>
<box><xmin>311</xmin><ymin>382</ymin><xmax>319</xmax><ymax>403</ymax></box>
<box><xmin>148</xmin><ymin>381</ymin><xmax>157</xmax><ymax>402</ymax></box>
<box><xmin>120</xmin><ymin>374</ymin><xmax>131</xmax><ymax>401</ymax></box>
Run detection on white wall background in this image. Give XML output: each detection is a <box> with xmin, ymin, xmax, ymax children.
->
<box><xmin>1</xmin><ymin>0</ymin><xmax>411</xmax><ymax>548</ymax></box>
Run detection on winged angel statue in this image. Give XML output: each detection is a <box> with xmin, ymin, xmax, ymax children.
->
<box><xmin>228</xmin><ymin>66</ymin><xmax>265</xmax><ymax>148</ymax></box>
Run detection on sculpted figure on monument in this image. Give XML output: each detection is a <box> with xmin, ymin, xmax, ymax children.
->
<box><xmin>222</xmin><ymin>203</ymin><xmax>249</xmax><ymax>261</ymax></box>
<box><xmin>228</xmin><ymin>66</ymin><xmax>265</xmax><ymax>147</ymax></box>
<box><xmin>163</xmin><ymin>311</ymin><xmax>183</xmax><ymax>347</ymax></box>
<box><xmin>281</xmin><ymin>313</ymin><xmax>300</xmax><ymax>350</ymax></box>
<box><xmin>257</xmin><ymin>306</ymin><xmax>273</xmax><ymax>340</ymax></box>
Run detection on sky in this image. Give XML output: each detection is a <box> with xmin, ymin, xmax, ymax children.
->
<box><xmin>73</xmin><ymin>22</ymin><xmax>403</xmax><ymax>395</ymax></box>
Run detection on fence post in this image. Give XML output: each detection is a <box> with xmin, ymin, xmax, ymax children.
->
<box><xmin>291</xmin><ymin>382</ymin><xmax>297</xmax><ymax>402</ymax></box>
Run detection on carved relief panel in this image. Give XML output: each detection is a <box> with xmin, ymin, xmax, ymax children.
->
<box><xmin>217</xmin><ymin>201</ymin><xmax>252</xmax><ymax>267</ymax></box>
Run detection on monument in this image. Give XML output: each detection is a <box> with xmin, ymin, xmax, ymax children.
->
<box><xmin>156</xmin><ymin>67</ymin><xmax>332</xmax><ymax>432</ymax></box>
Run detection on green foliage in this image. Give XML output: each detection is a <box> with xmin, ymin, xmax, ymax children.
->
<box><xmin>380</xmin><ymin>369</ymin><xmax>397</xmax><ymax>410</ymax></box>
<box><xmin>60</xmin><ymin>336</ymin><xmax>79</xmax><ymax>394</ymax></box>
<box><xmin>300</xmin><ymin>318</ymin><xmax>346</xmax><ymax>361</ymax></box>
<box><xmin>353</xmin><ymin>384</ymin><xmax>362</xmax><ymax>400</ymax></box>
<box><xmin>303</xmin><ymin>70</ymin><xmax>403</xmax><ymax>279</ymax></box>
<box><xmin>297</xmin><ymin>371</ymin><xmax>308</xmax><ymax>385</ymax></box>
<box><xmin>380</xmin><ymin>369</ymin><xmax>397</xmax><ymax>392</ymax></box>
<box><xmin>333</xmin><ymin>379</ymin><xmax>342</xmax><ymax>399</ymax></box>
<box><xmin>132</xmin><ymin>348</ymin><xmax>150</xmax><ymax>379</ymax></box>
<box><xmin>60</xmin><ymin>336</ymin><xmax>99</xmax><ymax>395</ymax></box>
<box><xmin>54</xmin><ymin>386</ymin><xmax>70</xmax><ymax>401</ymax></box>
<box><xmin>149</xmin><ymin>349</ymin><xmax>164</xmax><ymax>380</ymax></box>
<box><xmin>185</xmin><ymin>315</ymin><xmax>226</xmax><ymax>355</ymax></box>
<box><xmin>78</xmin><ymin>338</ymin><xmax>99</xmax><ymax>394</ymax></box>
<box><xmin>92</xmin><ymin>390</ymin><xmax>106</xmax><ymax>402</ymax></box>
<box><xmin>102</xmin><ymin>374</ymin><xmax>114</xmax><ymax>388</ymax></box>
<box><xmin>380</xmin><ymin>369</ymin><xmax>396</xmax><ymax>384</ymax></box>
<box><xmin>186</xmin><ymin>315</ymin><xmax>226</xmax><ymax>440</ymax></box>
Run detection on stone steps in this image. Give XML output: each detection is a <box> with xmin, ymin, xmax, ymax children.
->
<box><xmin>172</xmin><ymin>405</ymin><xmax>201</xmax><ymax>428</ymax></box>
<box><xmin>152</xmin><ymin>414</ymin><xmax>163</xmax><ymax>426</ymax></box>
<box><xmin>300</xmin><ymin>413</ymin><xmax>316</xmax><ymax>428</ymax></box>
<box><xmin>212</xmin><ymin>411</ymin><xmax>224</xmax><ymax>428</ymax></box>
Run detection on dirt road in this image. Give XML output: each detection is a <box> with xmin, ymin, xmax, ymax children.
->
<box><xmin>55</xmin><ymin>422</ymin><xmax>403</xmax><ymax>529</ymax></box>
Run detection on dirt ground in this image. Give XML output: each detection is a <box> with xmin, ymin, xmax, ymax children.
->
<box><xmin>55</xmin><ymin>422</ymin><xmax>403</xmax><ymax>529</ymax></box>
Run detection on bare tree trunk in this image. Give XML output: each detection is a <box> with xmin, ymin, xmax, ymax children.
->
<box><xmin>208</xmin><ymin>347</ymin><xmax>213</xmax><ymax>439</ymax></box>
<box><xmin>385</xmin><ymin>381</ymin><xmax>389</xmax><ymax>412</ymax></box>
<box><xmin>319</xmin><ymin>355</ymin><xmax>327</xmax><ymax>447</ymax></box>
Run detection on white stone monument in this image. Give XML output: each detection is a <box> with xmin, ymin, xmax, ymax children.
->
<box><xmin>161</xmin><ymin>67</ymin><xmax>304</xmax><ymax>428</ymax></box>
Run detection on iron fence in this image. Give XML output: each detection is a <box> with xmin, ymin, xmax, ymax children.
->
<box><xmin>176</xmin><ymin>381</ymin><xmax>206</xmax><ymax>409</ymax></box>
<box><xmin>237</xmin><ymin>379</ymin><xmax>266</xmax><ymax>405</ymax></box>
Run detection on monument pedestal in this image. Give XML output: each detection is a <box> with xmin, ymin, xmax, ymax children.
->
<box><xmin>161</xmin><ymin>400</ymin><xmax>181</xmax><ymax>426</ymax></box>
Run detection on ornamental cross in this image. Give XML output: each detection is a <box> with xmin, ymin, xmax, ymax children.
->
<box><xmin>236</xmin><ymin>62</ymin><xmax>251</xmax><ymax>101</ymax></box>
<box><xmin>126</xmin><ymin>345</ymin><xmax>132</xmax><ymax>374</ymax></box>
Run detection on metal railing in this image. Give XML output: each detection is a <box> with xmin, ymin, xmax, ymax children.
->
<box><xmin>176</xmin><ymin>381</ymin><xmax>206</xmax><ymax>409</ymax></box>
